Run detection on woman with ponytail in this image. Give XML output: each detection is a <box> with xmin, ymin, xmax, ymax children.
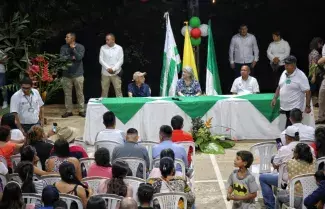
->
<box><xmin>54</xmin><ymin>162</ymin><xmax>92</xmax><ymax>208</ymax></box>
<box><xmin>278</xmin><ymin>143</ymin><xmax>316</xmax><ymax>208</ymax></box>
<box><xmin>16</xmin><ymin>161</ymin><xmax>46</xmax><ymax>193</ymax></box>
<box><xmin>97</xmin><ymin>160</ymin><xmax>133</xmax><ymax>197</ymax></box>
<box><xmin>315</xmin><ymin>126</ymin><xmax>325</xmax><ymax>159</ymax></box>
<box><xmin>147</xmin><ymin>157</ymin><xmax>195</xmax><ymax>209</ymax></box>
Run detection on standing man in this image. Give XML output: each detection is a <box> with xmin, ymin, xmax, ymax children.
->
<box><xmin>267</xmin><ymin>31</ymin><xmax>290</xmax><ymax>88</ymax></box>
<box><xmin>317</xmin><ymin>45</ymin><xmax>325</xmax><ymax>124</ymax></box>
<box><xmin>271</xmin><ymin>55</ymin><xmax>311</xmax><ymax>129</ymax></box>
<box><xmin>231</xmin><ymin>65</ymin><xmax>260</xmax><ymax>95</ymax></box>
<box><xmin>229</xmin><ymin>24</ymin><xmax>259</xmax><ymax>77</ymax></box>
<box><xmin>99</xmin><ymin>33</ymin><xmax>124</xmax><ymax>97</ymax></box>
<box><xmin>60</xmin><ymin>32</ymin><xmax>85</xmax><ymax>118</ymax></box>
<box><xmin>10</xmin><ymin>77</ymin><xmax>44</xmax><ymax>134</ymax></box>
<box><xmin>0</xmin><ymin>50</ymin><xmax>8</xmax><ymax>109</ymax></box>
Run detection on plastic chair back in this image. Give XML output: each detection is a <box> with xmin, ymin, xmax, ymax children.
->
<box><xmin>60</xmin><ymin>194</ymin><xmax>83</xmax><ymax>209</ymax></box>
<box><xmin>124</xmin><ymin>176</ymin><xmax>145</xmax><ymax>203</ymax></box>
<box><xmin>114</xmin><ymin>157</ymin><xmax>147</xmax><ymax>179</ymax></box>
<box><xmin>92</xmin><ymin>194</ymin><xmax>123</xmax><ymax>209</ymax></box>
<box><xmin>41</xmin><ymin>174</ymin><xmax>61</xmax><ymax>185</ymax></box>
<box><xmin>152</xmin><ymin>192</ymin><xmax>187</xmax><ymax>209</ymax></box>
<box><xmin>250</xmin><ymin>142</ymin><xmax>277</xmax><ymax>174</ymax></box>
<box><xmin>81</xmin><ymin>176</ymin><xmax>109</xmax><ymax>194</ymax></box>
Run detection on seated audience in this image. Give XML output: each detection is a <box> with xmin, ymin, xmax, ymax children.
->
<box><xmin>280</xmin><ymin>108</ymin><xmax>315</xmax><ymax>145</ymax></box>
<box><xmin>128</xmin><ymin>71</ymin><xmax>151</xmax><ymax>97</ymax></box>
<box><xmin>149</xmin><ymin>148</ymin><xmax>183</xmax><ymax>178</ymax></box>
<box><xmin>227</xmin><ymin>151</ymin><xmax>258</xmax><ymax>209</ymax></box>
<box><xmin>120</xmin><ymin>197</ymin><xmax>138</xmax><ymax>209</ymax></box>
<box><xmin>45</xmin><ymin>139</ymin><xmax>82</xmax><ymax>180</ymax></box>
<box><xmin>1</xmin><ymin>113</ymin><xmax>24</xmax><ymax>143</ymax></box>
<box><xmin>259</xmin><ymin>126</ymin><xmax>300</xmax><ymax>209</ymax></box>
<box><xmin>0</xmin><ymin>126</ymin><xmax>23</xmax><ymax>173</ymax></box>
<box><xmin>112</xmin><ymin>128</ymin><xmax>149</xmax><ymax>178</ymax></box>
<box><xmin>278</xmin><ymin>143</ymin><xmax>315</xmax><ymax>208</ymax></box>
<box><xmin>54</xmin><ymin>162</ymin><xmax>92</xmax><ymax>208</ymax></box>
<box><xmin>171</xmin><ymin>115</ymin><xmax>194</xmax><ymax>165</ymax></box>
<box><xmin>0</xmin><ymin>181</ymin><xmax>24</xmax><ymax>209</ymax></box>
<box><xmin>147</xmin><ymin>157</ymin><xmax>195</xmax><ymax>209</ymax></box>
<box><xmin>49</xmin><ymin>126</ymin><xmax>88</xmax><ymax>159</ymax></box>
<box><xmin>39</xmin><ymin>185</ymin><xmax>66</xmax><ymax>209</ymax></box>
<box><xmin>152</xmin><ymin>125</ymin><xmax>188</xmax><ymax>169</ymax></box>
<box><xmin>304</xmin><ymin>170</ymin><xmax>325</xmax><ymax>209</ymax></box>
<box><xmin>95</xmin><ymin>111</ymin><xmax>125</xmax><ymax>144</ymax></box>
<box><xmin>98</xmin><ymin>161</ymin><xmax>133</xmax><ymax>197</ymax></box>
<box><xmin>87</xmin><ymin>147</ymin><xmax>112</xmax><ymax>178</ymax></box>
<box><xmin>138</xmin><ymin>183</ymin><xmax>154</xmax><ymax>209</ymax></box>
<box><xmin>20</xmin><ymin>145</ymin><xmax>52</xmax><ymax>176</ymax></box>
<box><xmin>27</xmin><ymin>125</ymin><xmax>53</xmax><ymax>170</ymax></box>
<box><xmin>16</xmin><ymin>161</ymin><xmax>47</xmax><ymax>194</ymax></box>
<box><xmin>315</xmin><ymin>126</ymin><xmax>325</xmax><ymax>160</ymax></box>
<box><xmin>176</xmin><ymin>66</ymin><xmax>202</xmax><ymax>97</ymax></box>
<box><xmin>86</xmin><ymin>196</ymin><xmax>106</xmax><ymax>209</ymax></box>
<box><xmin>231</xmin><ymin>65</ymin><xmax>259</xmax><ymax>95</ymax></box>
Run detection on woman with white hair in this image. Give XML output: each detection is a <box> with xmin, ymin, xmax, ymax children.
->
<box><xmin>176</xmin><ymin>66</ymin><xmax>202</xmax><ymax>96</ymax></box>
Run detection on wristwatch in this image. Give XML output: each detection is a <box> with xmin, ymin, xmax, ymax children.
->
<box><xmin>306</xmin><ymin>105</ymin><xmax>311</xmax><ymax>108</ymax></box>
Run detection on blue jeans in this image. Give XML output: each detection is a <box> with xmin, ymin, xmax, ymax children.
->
<box><xmin>259</xmin><ymin>173</ymin><xmax>278</xmax><ymax>209</ymax></box>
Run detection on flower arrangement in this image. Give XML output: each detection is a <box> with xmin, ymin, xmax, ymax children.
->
<box><xmin>191</xmin><ymin>117</ymin><xmax>235</xmax><ymax>154</ymax></box>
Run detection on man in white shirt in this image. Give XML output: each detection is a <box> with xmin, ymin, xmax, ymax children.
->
<box><xmin>10</xmin><ymin>77</ymin><xmax>44</xmax><ymax>134</ymax></box>
<box><xmin>267</xmin><ymin>31</ymin><xmax>290</xmax><ymax>88</ymax></box>
<box><xmin>99</xmin><ymin>33</ymin><xmax>124</xmax><ymax>97</ymax></box>
<box><xmin>260</xmin><ymin>126</ymin><xmax>300</xmax><ymax>209</ymax></box>
<box><xmin>271</xmin><ymin>55</ymin><xmax>311</xmax><ymax>128</ymax></box>
<box><xmin>231</xmin><ymin>65</ymin><xmax>259</xmax><ymax>95</ymax></box>
<box><xmin>95</xmin><ymin>111</ymin><xmax>125</xmax><ymax>145</ymax></box>
<box><xmin>279</xmin><ymin>108</ymin><xmax>315</xmax><ymax>145</ymax></box>
<box><xmin>229</xmin><ymin>24</ymin><xmax>259</xmax><ymax>77</ymax></box>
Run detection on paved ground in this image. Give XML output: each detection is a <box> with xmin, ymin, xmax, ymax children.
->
<box><xmin>38</xmin><ymin>104</ymin><xmax>268</xmax><ymax>209</ymax></box>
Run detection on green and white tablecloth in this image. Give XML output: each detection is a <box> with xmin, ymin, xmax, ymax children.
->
<box><xmin>84</xmin><ymin>94</ymin><xmax>315</xmax><ymax>145</ymax></box>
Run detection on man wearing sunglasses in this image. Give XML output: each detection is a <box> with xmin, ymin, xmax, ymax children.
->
<box><xmin>10</xmin><ymin>77</ymin><xmax>44</xmax><ymax>135</ymax></box>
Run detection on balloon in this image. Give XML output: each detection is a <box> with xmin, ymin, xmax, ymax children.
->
<box><xmin>190</xmin><ymin>28</ymin><xmax>201</xmax><ymax>39</ymax></box>
<box><xmin>181</xmin><ymin>26</ymin><xmax>192</xmax><ymax>36</ymax></box>
<box><xmin>189</xmin><ymin>16</ymin><xmax>201</xmax><ymax>28</ymax></box>
<box><xmin>191</xmin><ymin>37</ymin><xmax>201</xmax><ymax>46</ymax></box>
<box><xmin>199</xmin><ymin>24</ymin><xmax>208</xmax><ymax>37</ymax></box>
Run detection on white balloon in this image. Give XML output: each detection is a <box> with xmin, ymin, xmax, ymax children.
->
<box><xmin>199</xmin><ymin>24</ymin><xmax>208</xmax><ymax>37</ymax></box>
<box><xmin>181</xmin><ymin>26</ymin><xmax>192</xmax><ymax>36</ymax></box>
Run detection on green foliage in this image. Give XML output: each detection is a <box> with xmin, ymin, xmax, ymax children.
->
<box><xmin>44</xmin><ymin>78</ymin><xmax>62</xmax><ymax>103</ymax></box>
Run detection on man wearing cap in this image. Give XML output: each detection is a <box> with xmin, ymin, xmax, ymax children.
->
<box><xmin>271</xmin><ymin>55</ymin><xmax>311</xmax><ymax>128</ymax></box>
<box><xmin>49</xmin><ymin>126</ymin><xmax>88</xmax><ymax>159</ymax></box>
<box><xmin>99</xmin><ymin>33</ymin><xmax>124</xmax><ymax>97</ymax></box>
<box><xmin>230</xmin><ymin>65</ymin><xmax>260</xmax><ymax>95</ymax></box>
<box><xmin>128</xmin><ymin>71</ymin><xmax>151</xmax><ymax>97</ymax></box>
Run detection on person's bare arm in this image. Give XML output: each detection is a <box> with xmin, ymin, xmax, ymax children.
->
<box><xmin>39</xmin><ymin>106</ymin><xmax>44</xmax><ymax>126</ymax></box>
<box><xmin>305</xmin><ymin>90</ymin><xmax>312</xmax><ymax>113</ymax></box>
<box><xmin>227</xmin><ymin>186</ymin><xmax>233</xmax><ymax>201</ymax></box>
<box><xmin>128</xmin><ymin>92</ymin><xmax>133</xmax><ymax>97</ymax></box>
<box><xmin>271</xmin><ymin>86</ymin><xmax>280</xmax><ymax>107</ymax></box>
<box><xmin>318</xmin><ymin>57</ymin><xmax>325</xmax><ymax>65</ymax></box>
<box><xmin>177</xmin><ymin>92</ymin><xmax>185</xmax><ymax>96</ymax></box>
<box><xmin>34</xmin><ymin>166</ymin><xmax>56</xmax><ymax>176</ymax></box>
<box><xmin>232</xmin><ymin>192</ymin><xmax>257</xmax><ymax>201</ymax></box>
<box><xmin>12</xmin><ymin>113</ymin><xmax>25</xmax><ymax>135</ymax></box>
<box><xmin>13</xmin><ymin>143</ymin><xmax>24</xmax><ymax>153</ymax></box>
<box><xmin>195</xmin><ymin>92</ymin><xmax>202</xmax><ymax>96</ymax></box>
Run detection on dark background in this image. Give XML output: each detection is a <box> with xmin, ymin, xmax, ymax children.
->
<box><xmin>2</xmin><ymin>0</ymin><xmax>325</xmax><ymax>103</ymax></box>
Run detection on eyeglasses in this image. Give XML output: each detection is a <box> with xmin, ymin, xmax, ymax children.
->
<box><xmin>21</xmin><ymin>87</ymin><xmax>31</xmax><ymax>90</ymax></box>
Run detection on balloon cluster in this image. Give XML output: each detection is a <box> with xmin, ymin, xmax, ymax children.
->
<box><xmin>181</xmin><ymin>16</ymin><xmax>208</xmax><ymax>46</ymax></box>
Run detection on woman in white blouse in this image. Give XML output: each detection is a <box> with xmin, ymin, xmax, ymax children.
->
<box><xmin>267</xmin><ymin>31</ymin><xmax>290</xmax><ymax>88</ymax></box>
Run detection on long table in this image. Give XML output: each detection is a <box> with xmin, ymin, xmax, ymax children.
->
<box><xmin>84</xmin><ymin>94</ymin><xmax>315</xmax><ymax>145</ymax></box>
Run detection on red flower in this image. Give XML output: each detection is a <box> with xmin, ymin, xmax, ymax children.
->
<box><xmin>35</xmin><ymin>56</ymin><xmax>45</xmax><ymax>63</ymax></box>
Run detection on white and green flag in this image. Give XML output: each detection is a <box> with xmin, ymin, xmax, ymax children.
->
<box><xmin>160</xmin><ymin>12</ymin><xmax>181</xmax><ymax>96</ymax></box>
<box><xmin>206</xmin><ymin>20</ymin><xmax>222</xmax><ymax>95</ymax></box>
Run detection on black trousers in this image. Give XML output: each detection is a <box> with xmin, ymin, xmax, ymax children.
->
<box><xmin>280</xmin><ymin>109</ymin><xmax>293</xmax><ymax>129</ymax></box>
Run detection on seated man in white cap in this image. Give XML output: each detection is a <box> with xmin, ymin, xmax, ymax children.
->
<box><xmin>49</xmin><ymin>126</ymin><xmax>88</xmax><ymax>159</ymax></box>
<box><xmin>128</xmin><ymin>71</ymin><xmax>151</xmax><ymax>97</ymax></box>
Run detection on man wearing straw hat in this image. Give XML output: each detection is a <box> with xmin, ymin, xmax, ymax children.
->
<box><xmin>49</xmin><ymin>126</ymin><xmax>88</xmax><ymax>159</ymax></box>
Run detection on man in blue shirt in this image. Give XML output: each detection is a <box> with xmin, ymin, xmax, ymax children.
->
<box><xmin>128</xmin><ymin>71</ymin><xmax>151</xmax><ymax>97</ymax></box>
<box><xmin>152</xmin><ymin>125</ymin><xmax>188</xmax><ymax>169</ymax></box>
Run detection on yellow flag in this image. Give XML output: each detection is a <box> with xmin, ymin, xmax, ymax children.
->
<box><xmin>182</xmin><ymin>25</ymin><xmax>198</xmax><ymax>80</ymax></box>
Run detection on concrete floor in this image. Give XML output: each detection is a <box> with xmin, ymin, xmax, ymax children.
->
<box><xmin>42</xmin><ymin>104</ymin><xmax>280</xmax><ymax>209</ymax></box>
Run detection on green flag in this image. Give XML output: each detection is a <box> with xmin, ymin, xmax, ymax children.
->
<box><xmin>206</xmin><ymin>20</ymin><xmax>222</xmax><ymax>95</ymax></box>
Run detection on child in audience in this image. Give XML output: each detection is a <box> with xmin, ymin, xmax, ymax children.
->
<box><xmin>137</xmin><ymin>183</ymin><xmax>154</xmax><ymax>209</ymax></box>
<box><xmin>227</xmin><ymin>150</ymin><xmax>258</xmax><ymax>209</ymax></box>
<box><xmin>86</xmin><ymin>196</ymin><xmax>106</xmax><ymax>209</ymax></box>
<box><xmin>304</xmin><ymin>170</ymin><xmax>325</xmax><ymax>209</ymax></box>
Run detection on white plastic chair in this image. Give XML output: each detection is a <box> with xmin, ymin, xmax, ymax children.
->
<box><xmin>73</xmin><ymin>138</ymin><xmax>86</xmax><ymax>148</ymax></box>
<box><xmin>0</xmin><ymin>173</ymin><xmax>7</xmax><ymax>188</ymax></box>
<box><xmin>23</xmin><ymin>193</ymin><xmax>42</xmax><ymax>204</ymax></box>
<box><xmin>60</xmin><ymin>194</ymin><xmax>83</xmax><ymax>209</ymax></box>
<box><xmin>124</xmin><ymin>176</ymin><xmax>145</xmax><ymax>203</ymax></box>
<box><xmin>10</xmin><ymin>154</ymin><xmax>21</xmax><ymax>171</ymax></box>
<box><xmin>95</xmin><ymin>140</ymin><xmax>122</xmax><ymax>162</ymax></box>
<box><xmin>152</xmin><ymin>192</ymin><xmax>187</xmax><ymax>209</ymax></box>
<box><xmin>300</xmin><ymin>140</ymin><xmax>315</xmax><ymax>146</ymax></box>
<box><xmin>8</xmin><ymin>173</ymin><xmax>22</xmax><ymax>184</ymax></box>
<box><xmin>81</xmin><ymin>176</ymin><xmax>109</xmax><ymax>194</ymax></box>
<box><xmin>92</xmin><ymin>194</ymin><xmax>123</xmax><ymax>209</ymax></box>
<box><xmin>152</xmin><ymin>158</ymin><xmax>186</xmax><ymax>178</ymax></box>
<box><xmin>139</xmin><ymin>141</ymin><xmax>158</xmax><ymax>169</ymax></box>
<box><xmin>114</xmin><ymin>157</ymin><xmax>147</xmax><ymax>179</ymax></box>
<box><xmin>316</xmin><ymin>157</ymin><xmax>325</xmax><ymax>171</ymax></box>
<box><xmin>282</xmin><ymin>173</ymin><xmax>318</xmax><ymax>209</ymax></box>
<box><xmin>41</xmin><ymin>174</ymin><xmax>61</xmax><ymax>185</ymax></box>
<box><xmin>250</xmin><ymin>142</ymin><xmax>277</xmax><ymax>174</ymax></box>
<box><xmin>79</xmin><ymin>157</ymin><xmax>95</xmax><ymax>177</ymax></box>
<box><xmin>175</xmin><ymin>141</ymin><xmax>195</xmax><ymax>167</ymax></box>
<box><xmin>0</xmin><ymin>156</ymin><xmax>7</xmax><ymax>168</ymax></box>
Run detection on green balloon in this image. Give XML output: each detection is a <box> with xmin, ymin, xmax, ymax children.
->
<box><xmin>191</xmin><ymin>37</ymin><xmax>201</xmax><ymax>46</ymax></box>
<box><xmin>189</xmin><ymin>16</ymin><xmax>201</xmax><ymax>28</ymax></box>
